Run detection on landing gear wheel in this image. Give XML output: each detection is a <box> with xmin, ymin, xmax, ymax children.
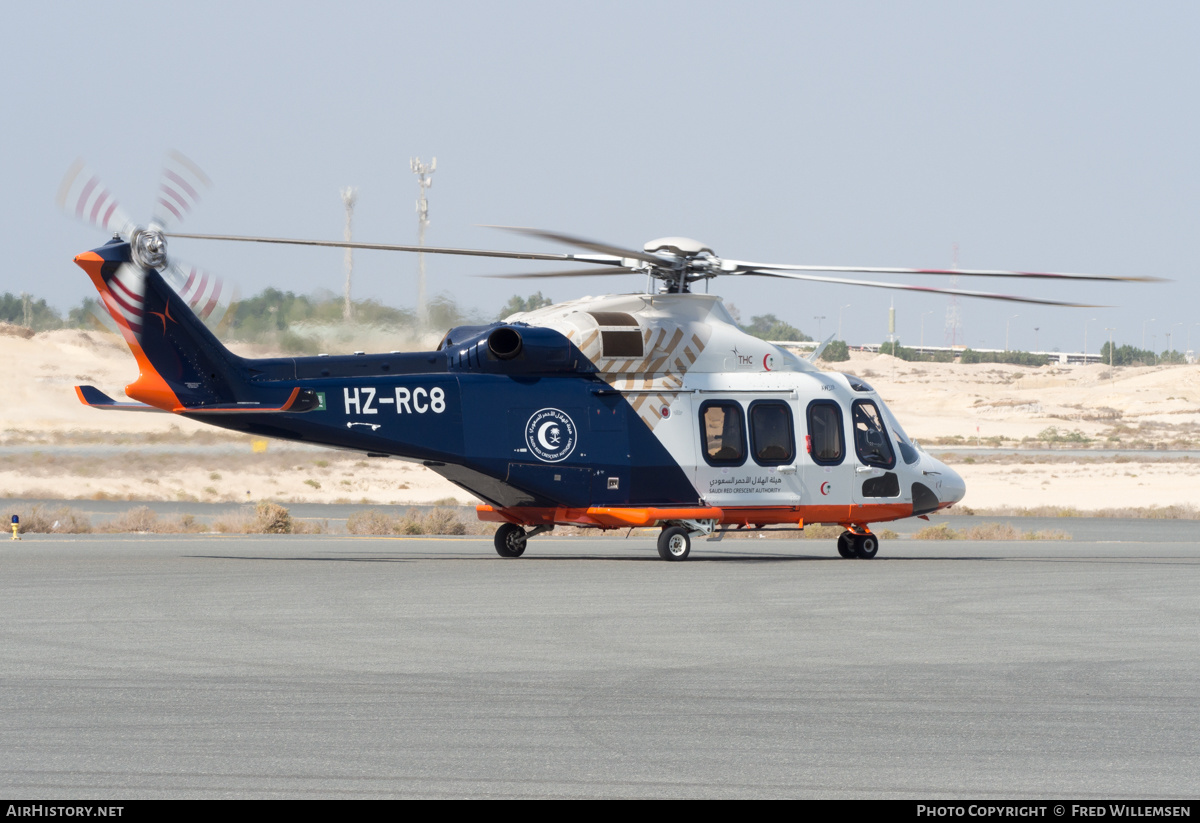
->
<box><xmin>853</xmin><ymin>532</ymin><xmax>879</xmax><ymax>559</ymax></box>
<box><xmin>837</xmin><ymin>531</ymin><xmax>856</xmax><ymax>558</ymax></box>
<box><xmin>494</xmin><ymin>523</ymin><xmax>528</xmax><ymax>558</ymax></box>
<box><xmin>657</xmin><ymin>526</ymin><xmax>691</xmax><ymax>561</ymax></box>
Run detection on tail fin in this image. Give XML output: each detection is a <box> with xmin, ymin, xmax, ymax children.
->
<box><xmin>74</xmin><ymin>238</ymin><xmax>290</xmax><ymax>412</ymax></box>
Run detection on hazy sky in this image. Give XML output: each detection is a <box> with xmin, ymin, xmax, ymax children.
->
<box><xmin>4</xmin><ymin>1</ymin><xmax>1198</xmax><ymax>353</ymax></box>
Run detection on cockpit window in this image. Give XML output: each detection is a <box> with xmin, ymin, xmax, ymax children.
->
<box><xmin>843</xmin><ymin>374</ymin><xmax>875</xmax><ymax>393</ymax></box>
<box><xmin>852</xmin><ymin>400</ymin><xmax>896</xmax><ymax>469</ymax></box>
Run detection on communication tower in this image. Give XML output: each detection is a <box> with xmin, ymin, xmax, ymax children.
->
<box><xmin>944</xmin><ymin>242</ymin><xmax>961</xmax><ymax>346</ymax></box>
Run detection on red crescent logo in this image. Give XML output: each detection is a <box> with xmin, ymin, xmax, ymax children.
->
<box><xmin>820</xmin><ymin>482</ymin><xmax>832</xmax><ymax>496</ymax></box>
<box><xmin>763</xmin><ymin>354</ymin><xmax>773</xmax><ymax>371</ymax></box>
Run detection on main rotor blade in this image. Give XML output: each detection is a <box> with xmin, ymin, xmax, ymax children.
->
<box><xmin>152</xmin><ymin>151</ymin><xmax>211</xmax><ymax>231</ymax></box>
<box><xmin>56</xmin><ymin>159</ymin><xmax>137</xmax><ymax>238</ymax></box>
<box><xmin>162</xmin><ymin>261</ymin><xmax>235</xmax><ymax>324</ymax></box>
<box><xmin>743</xmin><ymin>269</ymin><xmax>1106</xmax><ymax>307</ymax></box>
<box><xmin>483</xmin><ymin>225</ymin><xmax>669</xmax><ymax>267</ymax></box>
<box><xmin>726</xmin><ymin>259</ymin><xmax>1164</xmax><ymax>283</ymax></box>
<box><xmin>479</xmin><ymin>266</ymin><xmax>638</xmax><ymax>280</ymax></box>
<box><xmin>167</xmin><ymin>232</ymin><xmax>625</xmax><ymax>265</ymax></box>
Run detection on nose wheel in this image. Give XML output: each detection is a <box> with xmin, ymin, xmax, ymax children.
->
<box><xmin>657</xmin><ymin>526</ymin><xmax>692</xmax><ymax>561</ymax></box>
<box><xmin>838</xmin><ymin>530</ymin><xmax>879</xmax><ymax>559</ymax></box>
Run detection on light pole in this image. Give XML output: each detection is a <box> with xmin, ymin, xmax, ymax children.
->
<box><xmin>340</xmin><ymin>187</ymin><xmax>357</xmax><ymax>322</ymax></box>
<box><xmin>1033</xmin><ymin>326</ymin><xmax>1040</xmax><ymax>353</ymax></box>
<box><xmin>837</xmin><ymin>305</ymin><xmax>851</xmax><ymax>341</ymax></box>
<box><xmin>814</xmin><ymin>315</ymin><xmax>826</xmax><ymax>341</ymax></box>
<box><xmin>1166</xmin><ymin>322</ymin><xmax>1182</xmax><ymax>359</ymax></box>
<box><xmin>920</xmin><ymin>309</ymin><xmax>934</xmax><ymax>356</ymax></box>
<box><xmin>411</xmin><ymin>156</ymin><xmax>436</xmax><ymax>330</ymax></box>
<box><xmin>1105</xmin><ymin>327</ymin><xmax>1116</xmax><ymax>368</ymax></box>
<box><xmin>1005</xmin><ymin>314</ymin><xmax>1019</xmax><ymax>352</ymax></box>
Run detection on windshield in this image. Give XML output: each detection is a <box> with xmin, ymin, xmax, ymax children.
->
<box><xmin>879</xmin><ymin>402</ymin><xmax>921</xmax><ymax>465</ymax></box>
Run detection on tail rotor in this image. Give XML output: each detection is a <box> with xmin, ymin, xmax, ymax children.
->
<box><xmin>60</xmin><ymin>152</ymin><xmax>235</xmax><ymax>337</ymax></box>
<box><xmin>55</xmin><ymin>159</ymin><xmax>137</xmax><ymax>239</ymax></box>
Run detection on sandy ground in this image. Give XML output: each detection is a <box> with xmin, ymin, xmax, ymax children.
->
<box><xmin>2</xmin><ymin>328</ymin><xmax>1198</xmax><ymax>511</ymax></box>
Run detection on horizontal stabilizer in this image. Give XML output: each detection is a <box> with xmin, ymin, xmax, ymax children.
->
<box><xmin>75</xmin><ymin>385</ymin><xmax>169</xmax><ymax>413</ymax></box>
<box><xmin>77</xmin><ymin>386</ymin><xmax>319</xmax><ymax>415</ymax></box>
<box><xmin>178</xmin><ymin>387</ymin><xmax>319</xmax><ymax>415</ymax></box>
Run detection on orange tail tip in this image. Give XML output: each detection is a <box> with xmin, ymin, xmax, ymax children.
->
<box><xmin>75</xmin><ymin>247</ymin><xmax>184</xmax><ymax>412</ymax></box>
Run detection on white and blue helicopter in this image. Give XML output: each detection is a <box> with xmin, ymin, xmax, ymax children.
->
<box><xmin>61</xmin><ymin>163</ymin><xmax>1153</xmax><ymax>560</ymax></box>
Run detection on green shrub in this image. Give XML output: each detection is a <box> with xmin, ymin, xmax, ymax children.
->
<box><xmin>819</xmin><ymin>340</ymin><xmax>850</xmax><ymax>362</ymax></box>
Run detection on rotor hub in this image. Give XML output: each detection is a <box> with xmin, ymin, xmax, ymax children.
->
<box><xmin>643</xmin><ymin>236</ymin><xmax>714</xmax><ymax>258</ymax></box>
<box><xmin>130</xmin><ymin>227</ymin><xmax>167</xmax><ymax>269</ymax></box>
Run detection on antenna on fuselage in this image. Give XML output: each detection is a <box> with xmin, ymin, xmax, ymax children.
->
<box><xmin>411</xmin><ymin>156</ymin><xmax>436</xmax><ymax>330</ymax></box>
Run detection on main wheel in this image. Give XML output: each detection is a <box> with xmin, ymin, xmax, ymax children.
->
<box><xmin>853</xmin><ymin>532</ymin><xmax>879</xmax><ymax>559</ymax></box>
<box><xmin>837</xmin><ymin>531</ymin><xmax>856</xmax><ymax>558</ymax></box>
<box><xmin>494</xmin><ymin>522</ymin><xmax>528</xmax><ymax>558</ymax></box>
<box><xmin>657</xmin><ymin>526</ymin><xmax>691</xmax><ymax>561</ymax></box>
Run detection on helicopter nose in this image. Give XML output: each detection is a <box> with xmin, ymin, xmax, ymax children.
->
<box><xmin>940</xmin><ymin>464</ymin><xmax>967</xmax><ymax>506</ymax></box>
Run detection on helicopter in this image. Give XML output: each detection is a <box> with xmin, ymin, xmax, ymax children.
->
<box><xmin>59</xmin><ymin>161</ymin><xmax>1156</xmax><ymax>561</ymax></box>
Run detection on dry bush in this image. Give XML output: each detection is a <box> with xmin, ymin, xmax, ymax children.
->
<box><xmin>800</xmin><ymin>524</ymin><xmax>843</xmax><ymax>540</ymax></box>
<box><xmin>346</xmin><ymin>509</ymin><xmax>396</xmax><ymax>535</ymax></box>
<box><xmin>165</xmin><ymin>513</ymin><xmax>208</xmax><ymax>533</ymax></box>
<box><xmin>914</xmin><ymin>522</ymin><xmax>960</xmax><ymax>540</ymax></box>
<box><xmin>976</xmin><ymin>506</ymin><xmax>1083</xmax><ymax>518</ymax></box>
<box><xmin>213</xmin><ymin>502</ymin><xmax>294</xmax><ymax>534</ymax></box>
<box><xmin>399</xmin><ymin>512</ymin><xmax>425</xmax><ymax>535</ymax></box>
<box><xmin>1025</xmin><ymin>529</ymin><xmax>1070</xmax><ymax>541</ymax></box>
<box><xmin>424</xmin><ymin>507</ymin><xmax>467</xmax><ymax>535</ymax></box>
<box><xmin>976</xmin><ymin>504</ymin><xmax>1200</xmax><ymax>520</ymax></box>
<box><xmin>99</xmin><ymin>505</ymin><xmax>160</xmax><ymax>533</ymax></box>
<box><xmin>212</xmin><ymin>512</ymin><xmax>253</xmax><ymax>533</ymax></box>
<box><xmin>347</xmin><ymin>506</ymin><xmax>480</xmax><ymax>536</ymax></box>
<box><xmin>253</xmin><ymin>502</ymin><xmax>293</xmax><ymax>534</ymax></box>
<box><xmin>13</xmin><ymin>504</ymin><xmax>92</xmax><ymax>534</ymax></box>
<box><xmin>915</xmin><ymin>521</ymin><xmax>1071</xmax><ymax>541</ymax></box>
<box><xmin>960</xmin><ymin>522</ymin><xmax>1023</xmax><ymax>540</ymax></box>
<box><xmin>93</xmin><ymin>507</ymin><xmax>209</xmax><ymax>534</ymax></box>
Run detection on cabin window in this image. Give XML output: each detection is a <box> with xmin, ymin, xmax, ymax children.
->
<box><xmin>749</xmin><ymin>401</ymin><xmax>795</xmax><ymax>466</ymax></box>
<box><xmin>806</xmin><ymin>401</ymin><xmax>844</xmax><ymax>466</ymax></box>
<box><xmin>699</xmin><ymin>400</ymin><xmax>746</xmax><ymax>466</ymax></box>
<box><xmin>852</xmin><ymin>400</ymin><xmax>896</xmax><ymax>469</ymax></box>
